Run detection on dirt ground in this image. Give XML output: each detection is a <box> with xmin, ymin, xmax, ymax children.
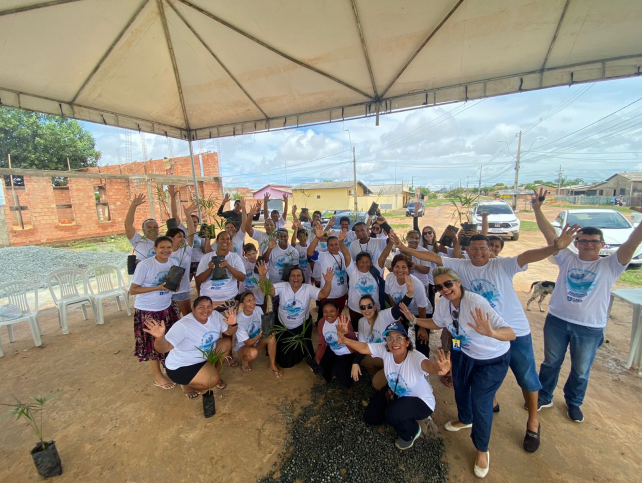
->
<box><xmin>1</xmin><ymin>204</ymin><xmax>641</xmax><ymax>482</ymax></box>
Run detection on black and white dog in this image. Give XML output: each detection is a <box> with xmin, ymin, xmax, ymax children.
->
<box><xmin>524</xmin><ymin>281</ymin><xmax>556</xmax><ymax>312</ymax></box>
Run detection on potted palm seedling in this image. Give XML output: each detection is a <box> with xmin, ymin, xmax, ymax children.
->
<box><xmin>2</xmin><ymin>393</ymin><xmax>62</xmax><ymax>478</ymax></box>
<box><xmin>195</xmin><ymin>344</ymin><xmax>226</xmax><ymax>418</ymax></box>
<box><xmin>258</xmin><ymin>276</ymin><xmax>275</xmax><ymax>335</ymax></box>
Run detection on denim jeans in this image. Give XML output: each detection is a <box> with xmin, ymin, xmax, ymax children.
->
<box><xmin>539</xmin><ymin>314</ymin><xmax>604</xmax><ymax>407</ymax></box>
<box><xmin>451</xmin><ymin>349</ymin><xmax>511</xmax><ymax>452</ymax></box>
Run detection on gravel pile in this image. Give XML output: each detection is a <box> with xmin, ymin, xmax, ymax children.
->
<box><xmin>0</xmin><ymin>246</ymin><xmax>128</xmax><ymax>288</ymax></box>
<box><xmin>259</xmin><ymin>375</ymin><xmax>448</xmax><ymax>483</ymax></box>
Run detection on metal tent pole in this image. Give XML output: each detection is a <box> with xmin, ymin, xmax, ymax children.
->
<box><xmin>188</xmin><ymin>134</ymin><xmax>203</xmax><ymax>222</ymax></box>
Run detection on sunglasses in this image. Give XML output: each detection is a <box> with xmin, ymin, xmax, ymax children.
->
<box><xmin>372</xmin><ymin>227</ymin><xmax>381</xmax><ymax>231</ymax></box>
<box><xmin>385</xmin><ymin>335</ymin><xmax>406</xmax><ymax>343</ymax></box>
<box><xmin>434</xmin><ymin>280</ymin><xmax>455</xmax><ymax>292</ymax></box>
<box><xmin>422</xmin><ymin>231</ymin><xmax>433</xmax><ymax>236</ymax></box>
<box><xmin>360</xmin><ymin>303</ymin><xmax>374</xmax><ymax>310</ymax></box>
<box><xmin>451</xmin><ymin>309</ymin><xmax>460</xmax><ymax>331</ymax></box>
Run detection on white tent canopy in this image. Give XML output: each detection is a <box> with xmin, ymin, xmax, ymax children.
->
<box><xmin>1</xmin><ymin>0</ymin><xmax>641</xmax><ymax>141</ymax></box>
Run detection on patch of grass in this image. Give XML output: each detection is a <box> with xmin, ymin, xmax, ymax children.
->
<box><xmin>619</xmin><ymin>266</ymin><xmax>642</xmax><ymax>286</ymax></box>
<box><xmin>520</xmin><ymin>221</ymin><xmax>539</xmax><ymax>231</ymax></box>
<box><xmin>549</xmin><ymin>202</ymin><xmax>633</xmax><ymax>214</ymax></box>
<box><xmin>67</xmin><ymin>235</ymin><xmax>131</xmax><ymax>253</ymax></box>
<box><xmin>389</xmin><ymin>223</ymin><xmax>410</xmax><ymax>229</ymax></box>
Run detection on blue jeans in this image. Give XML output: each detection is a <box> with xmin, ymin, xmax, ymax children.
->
<box><xmin>509</xmin><ymin>334</ymin><xmax>542</xmax><ymax>393</ymax></box>
<box><xmin>452</xmin><ymin>349</ymin><xmax>511</xmax><ymax>452</ymax></box>
<box><xmin>539</xmin><ymin>314</ymin><xmax>604</xmax><ymax>407</ymax></box>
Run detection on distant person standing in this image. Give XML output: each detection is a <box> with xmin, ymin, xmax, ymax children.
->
<box><xmin>125</xmin><ymin>194</ymin><xmax>159</xmax><ymax>261</ymax></box>
<box><xmin>217</xmin><ymin>193</ymin><xmax>243</xmax><ymax>226</ymax></box>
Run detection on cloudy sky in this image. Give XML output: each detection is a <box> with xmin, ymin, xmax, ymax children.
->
<box><xmin>84</xmin><ymin>76</ymin><xmax>642</xmax><ymax>191</ymax></box>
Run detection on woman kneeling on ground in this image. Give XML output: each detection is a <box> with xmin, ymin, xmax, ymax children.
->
<box><xmin>337</xmin><ymin>321</ymin><xmax>451</xmax><ymax>450</ymax></box>
<box><xmin>314</xmin><ymin>303</ymin><xmax>357</xmax><ymax>388</ymax></box>
<box><xmin>399</xmin><ymin>266</ymin><xmax>515</xmax><ymax>478</ymax></box>
<box><xmin>142</xmin><ymin>296</ymin><xmax>238</xmax><ymax>398</ymax></box>
<box><xmin>353</xmin><ymin>275</ymin><xmax>416</xmax><ymax>390</ymax></box>
<box><xmin>235</xmin><ymin>291</ymin><xmax>282</xmax><ymax>378</ymax></box>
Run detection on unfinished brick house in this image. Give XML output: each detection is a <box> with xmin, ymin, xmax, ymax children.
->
<box><xmin>0</xmin><ymin>153</ymin><xmax>222</xmax><ymax>247</ymax></box>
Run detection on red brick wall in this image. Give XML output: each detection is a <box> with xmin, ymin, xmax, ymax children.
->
<box><xmin>2</xmin><ymin>153</ymin><xmax>222</xmax><ymax>246</ymax></box>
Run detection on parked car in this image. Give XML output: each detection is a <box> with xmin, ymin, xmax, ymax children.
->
<box><xmin>324</xmin><ymin>210</ymin><xmax>368</xmax><ymax>230</ymax></box>
<box><xmin>406</xmin><ymin>201</ymin><xmax>425</xmax><ymax>217</ymax></box>
<box><xmin>470</xmin><ymin>200</ymin><xmax>521</xmax><ymax>240</ymax></box>
<box><xmin>551</xmin><ymin>209</ymin><xmax>642</xmax><ymax>265</ymax></box>
<box><xmin>320</xmin><ymin>210</ymin><xmax>342</xmax><ymax>224</ymax></box>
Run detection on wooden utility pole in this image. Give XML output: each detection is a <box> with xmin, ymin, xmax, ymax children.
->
<box><xmin>513</xmin><ymin>130</ymin><xmax>522</xmax><ymax>208</ymax></box>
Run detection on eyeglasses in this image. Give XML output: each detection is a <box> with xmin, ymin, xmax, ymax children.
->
<box><xmin>422</xmin><ymin>231</ymin><xmax>433</xmax><ymax>236</ymax></box>
<box><xmin>467</xmin><ymin>246</ymin><xmax>489</xmax><ymax>253</ymax></box>
<box><xmin>385</xmin><ymin>335</ymin><xmax>406</xmax><ymax>343</ymax></box>
<box><xmin>360</xmin><ymin>303</ymin><xmax>374</xmax><ymax>310</ymax></box>
<box><xmin>434</xmin><ymin>280</ymin><xmax>455</xmax><ymax>292</ymax></box>
<box><xmin>575</xmin><ymin>239</ymin><xmax>604</xmax><ymax>246</ymax></box>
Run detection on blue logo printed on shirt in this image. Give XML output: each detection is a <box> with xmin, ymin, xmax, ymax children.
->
<box><xmin>470</xmin><ymin>279</ymin><xmax>500</xmax><ymax>308</ymax></box>
<box><xmin>248</xmin><ymin>320</ymin><xmax>261</xmax><ymax>339</ymax></box>
<box><xmin>146</xmin><ymin>248</ymin><xmax>157</xmax><ymax>258</ymax></box>
<box><xmin>211</xmin><ymin>278</ymin><xmax>231</xmax><ymax>290</ymax></box>
<box><xmin>391</xmin><ymin>292</ymin><xmax>404</xmax><ymax>304</ymax></box>
<box><xmin>355</xmin><ymin>276</ymin><xmax>375</xmax><ymax>295</ymax></box>
<box><xmin>151</xmin><ymin>271</ymin><xmax>169</xmax><ymax>286</ymax></box>
<box><xmin>282</xmin><ymin>298</ymin><xmax>304</xmax><ymax>319</ymax></box>
<box><xmin>566</xmin><ymin>267</ymin><xmax>597</xmax><ymax>301</ymax></box>
<box><xmin>274</xmin><ymin>254</ymin><xmax>289</xmax><ymax>274</ymax></box>
<box><xmin>245</xmin><ymin>270</ymin><xmax>258</xmax><ymax>289</ymax></box>
<box><xmin>368</xmin><ymin>328</ymin><xmax>383</xmax><ymax>343</ymax></box>
<box><xmin>386</xmin><ymin>372</ymin><xmax>411</xmax><ymax>397</ymax></box>
<box><xmin>199</xmin><ymin>331</ymin><xmax>219</xmax><ymax>351</ymax></box>
<box><xmin>324</xmin><ymin>330</ymin><xmax>344</xmax><ymax>351</ymax></box>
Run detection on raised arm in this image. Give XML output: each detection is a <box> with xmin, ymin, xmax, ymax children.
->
<box><xmin>125</xmin><ymin>193</ymin><xmax>146</xmax><ymax>239</ymax></box>
<box><xmin>263</xmin><ymin>192</ymin><xmax>270</xmax><ymax>220</ymax></box>
<box><xmin>337</xmin><ymin>317</ymin><xmax>372</xmax><ymax>355</ymax></box>
<box><xmin>420</xmin><ymin>349</ymin><xmax>452</xmax><ymax>376</ymax></box>
<box><xmin>307</xmin><ymin>227</ymin><xmax>324</xmax><ymax>257</ymax></box>
<box><xmin>282</xmin><ymin>194</ymin><xmax>289</xmax><ymax>220</ymax></box>
<box><xmin>183</xmin><ymin>203</ymin><xmax>197</xmax><ymax>246</ymax></box>
<box><xmin>413</xmin><ymin>202</ymin><xmax>420</xmax><ymax>232</ymax></box>
<box><xmin>256</xmin><ymin>261</ymin><xmax>276</xmax><ymax>296</ymax></box>
<box><xmin>290</xmin><ymin>220</ymin><xmax>299</xmax><ymax>247</ymax></box>
<box><xmin>142</xmin><ymin>319</ymin><xmax>174</xmax><ymax>354</ymax></box>
<box><xmin>377</xmin><ymin>237</ymin><xmax>394</xmax><ymax>269</ymax></box>
<box><xmin>390</xmin><ymin>231</ymin><xmax>443</xmax><ymax>265</ymax></box>
<box><xmin>239</xmin><ymin>198</ymin><xmax>247</xmax><ymax>233</ymax></box>
<box><xmin>467</xmin><ymin>308</ymin><xmax>516</xmax><ymax>341</ymax></box>
<box><xmin>168</xmin><ymin>185</ymin><xmax>181</xmax><ymax>225</ymax></box>
<box><xmin>516</xmin><ymin>224</ymin><xmax>580</xmax><ymax>267</ymax></box>
<box><xmin>617</xmin><ymin>208</ymin><xmax>642</xmax><ymax>265</ymax></box>
<box><xmin>400</xmin><ymin>302</ymin><xmax>441</xmax><ymax>330</ymax></box>
<box><xmin>532</xmin><ymin>189</ymin><xmax>557</xmax><ymax>245</ymax></box>
<box><xmin>318</xmin><ymin>267</ymin><xmax>334</xmax><ymax>299</ymax></box>
<box><xmin>217</xmin><ymin>193</ymin><xmax>231</xmax><ymax>217</ymax></box>
<box><xmin>480</xmin><ymin>212</ymin><xmax>489</xmax><ymax>236</ymax></box>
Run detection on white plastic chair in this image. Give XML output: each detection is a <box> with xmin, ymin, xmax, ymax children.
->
<box><xmin>0</xmin><ymin>280</ymin><xmax>43</xmax><ymax>358</ymax></box>
<box><xmin>118</xmin><ymin>262</ymin><xmax>135</xmax><ymax>306</ymax></box>
<box><xmin>86</xmin><ymin>265</ymin><xmax>131</xmax><ymax>324</ymax></box>
<box><xmin>46</xmin><ymin>268</ymin><xmax>97</xmax><ymax>334</ymax></box>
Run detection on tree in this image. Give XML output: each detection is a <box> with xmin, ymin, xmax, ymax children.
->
<box><xmin>0</xmin><ymin>108</ymin><xmax>101</xmax><ymax>175</ymax></box>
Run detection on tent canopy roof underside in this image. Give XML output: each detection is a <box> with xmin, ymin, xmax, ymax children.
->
<box><xmin>0</xmin><ymin>0</ymin><xmax>641</xmax><ymax>140</ymax></box>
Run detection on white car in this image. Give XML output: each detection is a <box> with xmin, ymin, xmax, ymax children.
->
<box><xmin>470</xmin><ymin>201</ymin><xmax>521</xmax><ymax>240</ymax></box>
<box><xmin>551</xmin><ymin>209</ymin><xmax>642</xmax><ymax>266</ymax></box>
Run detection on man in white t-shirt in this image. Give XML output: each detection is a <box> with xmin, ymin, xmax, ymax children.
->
<box><xmin>264</xmin><ymin>192</ymin><xmax>289</xmax><ymax>230</ymax></box>
<box><xmin>263</xmin><ymin>229</ymin><xmax>299</xmax><ymax>284</ymax></box>
<box><xmin>308</xmin><ymin>228</ymin><xmax>348</xmax><ymax>315</ymax></box>
<box><xmin>349</xmin><ymin>222</ymin><xmax>388</xmax><ymax>273</ymax></box>
<box><xmin>245</xmin><ymin>200</ymin><xmax>277</xmax><ymax>256</ymax></box>
<box><xmin>533</xmin><ymin>190</ymin><xmax>642</xmax><ymax>423</ymax></box>
<box><xmin>125</xmin><ymin>193</ymin><xmax>159</xmax><ymax>261</ymax></box>
<box><xmin>392</xmin><ymin>225</ymin><xmax>580</xmax><ymax>452</ymax></box>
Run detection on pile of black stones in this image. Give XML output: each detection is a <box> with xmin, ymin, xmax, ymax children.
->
<box><xmin>259</xmin><ymin>374</ymin><xmax>448</xmax><ymax>483</ymax></box>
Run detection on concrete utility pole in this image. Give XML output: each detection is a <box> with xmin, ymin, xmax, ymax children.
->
<box><xmin>557</xmin><ymin>165</ymin><xmax>563</xmax><ymax>195</ymax></box>
<box><xmin>352</xmin><ymin>146</ymin><xmax>358</xmax><ymax>213</ymax></box>
<box><xmin>478</xmin><ymin>165</ymin><xmax>483</xmax><ymax>197</ymax></box>
<box><xmin>513</xmin><ymin>130</ymin><xmax>522</xmax><ymax>209</ymax></box>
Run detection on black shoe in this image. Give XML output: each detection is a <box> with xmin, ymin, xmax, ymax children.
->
<box><xmin>523</xmin><ymin>424</ymin><xmax>541</xmax><ymax>453</ymax></box>
<box><xmin>567</xmin><ymin>404</ymin><xmax>584</xmax><ymax>422</ymax></box>
<box><xmin>493</xmin><ymin>403</ymin><xmax>500</xmax><ymax>413</ymax></box>
<box><xmin>524</xmin><ymin>399</ymin><xmax>553</xmax><ymax>411</ymax></box>
<box><xmin>305</xmin><ymin>356</ymin><xmax>324</xmax><ymax>376</ymax></box>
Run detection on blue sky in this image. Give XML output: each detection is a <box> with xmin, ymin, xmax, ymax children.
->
<box><xmin>83</xmin><ymin>76</ymin><xmax>642</xmax><ymax>190</ymax></box>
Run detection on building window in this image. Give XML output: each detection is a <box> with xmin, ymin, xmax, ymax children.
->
<box><xmin>95</xmin><ymin>186</ymin><xmax>111</xmax><ymax>222</ymax></box>
<box><xmin>598</xmin><ymin>190</ymin><xmax>603</xmax><ymax>195</ymax></box>
<box><xmin>53</xmin><ymin>185</ymin><xmax>75</xmax><ymax>225</ymax></box>
<box><xmin>620</xmin><ymin>188</ymin><xmax>626</xmax><ymax>196</ymax></box>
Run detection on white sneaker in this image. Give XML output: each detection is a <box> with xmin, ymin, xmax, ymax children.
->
<box><xmin>444</xmin><ymin>420</ymin><xmax>472</xmax><ymax>432</ymax></box>
<box><xmin>474</xmin><ymin>451</ymin><xmax>490</xmax><ymax>478</ymax></box>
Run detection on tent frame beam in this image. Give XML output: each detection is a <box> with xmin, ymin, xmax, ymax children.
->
<box><xmin>0</xmin><ymin>0</ymin><xmax>82</xmax><ymax>17</ymax></box>
<box><xmin>381</xmin><ymin>0</ymin><xmax>465</xmax><ymax>98</ymax></box>
<box><xmin>71</xmin><ymin>0</ymin><xmax>150</xmax><ymax>104</ymax></box>
<box><xmin>176</xmin><ymin>0</ymin><xmax>374</xmax><ymax>101</ymax></box>
<box><xmin>166</xmin><ymin>0</ymin><xmax>269</xmax><ymax>121</ymax></box>
<box><xmin>541</xmin><ymin>0</ymin><xmax>571</xmax><ymax>70</ymax></box>
<box><xmin>157</xmin><ymin>0</ymin><xmax>190</xmax><ymax>130</ymax></box>
<box><xmin>349</xmin><ymin>0</ymin><xmax>378</xmax><ymax>99</ymax></box>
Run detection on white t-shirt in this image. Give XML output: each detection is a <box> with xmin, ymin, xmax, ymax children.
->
<box><xmin>343</xmin><ymin>230</ymin><xmax>357</xmax><ymax>248</ymax></box>
<box><xmin>443</xmin><ymin>256</ymin><xmax>531</xmax><ymax>337</ymax></box>
<box><xmin>235</xmin><ymin>307</ymin><xmax>263</xmax><ymax>352</ymax></box>
<box><xmin>310</xmin><ymin>242</ymin><xmax>328</xmax><ymax>280</ymax></box>
<box><xmin>385</xmin><ymin>273</ymin><xmax>431</xmax><ymax>315</ymax></box>
<box><xmin>349</xmin><ymin>237</ymin><xmax>388</xmax><ymax>268</ymax></box>
<box><xmin>178</xmin><ymin>223</ymin><xmax>204</xmax><ymax>263</ymax></box>
<box><xmin>274</xmin><ymin>282</ymin><xmax>321</xmax><ymax>329</ymax></box>
<box><xmin>131</xmin><ymin>257</ymin><xmax>174</xmax><ymax>311</ymax></box>
<box><xmin>211</xmin><ymin>230</ymin><xmax>245</xmax><ymax>258</ymax></box>
<box><xmin>275</xmin><ymin>217</ymin><xmax>286</xmax><ymax>229</ymax></box>
<box><xmin>196</xmin><ymin>252</ymin><xmax>245</xmax><ymax>301</ymax></box>
<box><xmin>315</xmin><ymin>251</ymin><xmax>348</xmax><ymax>299</ymax></box>
<box><xmin>129</xmin><ymin>232</ymin><xmax>156</xmax><ymax>260</ymax></box>
<box><xmin>346</xmin><ymin>261</ymin><xmax>381</xmax><ymax>313</ymax></box>
<box><xmin>251</xmin><ymin>229</ymin><xmax>272</xmax><ymax>256</ymax></box>
<box><xmin>357</xmin><ymin>308</ymin><xmax>398</xmax><ymax>344</ymax></box>
<box><xmin>368</xmin><ymin>343</ymin><xmax>435</xmax><ymax>411</ymax></box>
<box><xmin>549</xmin><ymin>249</ymin><xmax>627</xmax><ymax>328</ymax></box>
<box><xmin>168</xmin><ymin>245</ymin><xmax>193</xmax><ymax>293</ymax></box>
<box><xmin>164</xmin><ymin>312</ymin><xmax>229</xmax><ymax>370</ymax></box>
<box><xmin>240</xmin><ymin>258</ymin><xmax>264</xmax><ymax>305</ymax></box>
<box><xmin>295</xmin><ymin>243</ymin><xmax>312</xmax><ymax>283</ymax></box>
<box><xmin>268</xmin><ymin>244</ymin><xmax>299</xmax><ymax>283</ymax></box>
<box><xmin>432</xmin><ymin>291</ymin><xmax>511</xmax><ymax>360</ymax></box>
<box><xmin>396</xmin><ymin>247</ymin><xmax>434</xmax><ymax>287</ymax></box>
<box><xmin>322</xmin><ymin>319</ymin><xmax>351</xmax><ymax>356</ymax></box>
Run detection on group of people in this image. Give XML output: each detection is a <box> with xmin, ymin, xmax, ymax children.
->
<box><xmin>124</xmin><ymin>186</ymin><xmax>642</xmax><ymax>478</ymax></box>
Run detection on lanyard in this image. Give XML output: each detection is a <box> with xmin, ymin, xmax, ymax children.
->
<box><xmin>329</xmin><ymin>252</ymin><xmax>343</xmax><ymax>271</ymax></box>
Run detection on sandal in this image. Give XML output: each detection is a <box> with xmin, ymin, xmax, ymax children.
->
<box><xmin>242</xmin><ymin>364</ymin><xmax>252</xmax><ymax>372</ymax></box>
<box><xmin>224</xmin><ymin>356</ymin><xmax>239</xmax><ymax>367</ymax></box>
<box><xmin>440</xmin><ymin>375</ymin><xmax>454</xmax><ymax>388</ymax></box>
<box><xmin>154</xmin><ymin>381</ymin><xmax>176</xmax><ymax>390</ymax></box>
<box><xmin>184</xmin><ymin>390</ymin><xmax>200</xmax><ymax>400</ymax></box>
<box><xmin>215</xmin><ymin>379</ymin><xmax>227</xmax><ymax>390</ymax></box>
<box><xmin>270</xmin><ymin>367</ymin><xmax>283</xmax><ymax>379</ymax></box>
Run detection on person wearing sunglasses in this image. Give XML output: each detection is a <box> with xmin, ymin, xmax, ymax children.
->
<box><xmin>352</xmin><ymin>276</ymin><xmax>417</xmax><ymax>390</ymax></box>
<box><xmin>390</xmin><ymin>223</ymin><xmax>580</xmax><ymax>453</ymax></box>
<box><xmin>401</xmin><ymin>266</ymin><xmax>516</xmax><ymax>477</ymax></box>
<box><xmin>337</xmin><ymin>321</ymin><xmax>451</xmax><ymax>450</ymax></box>
<box><xmin>532</xmin><ymin>189</ymin><xmax>642</xmax><ymax>423</ymax></box>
